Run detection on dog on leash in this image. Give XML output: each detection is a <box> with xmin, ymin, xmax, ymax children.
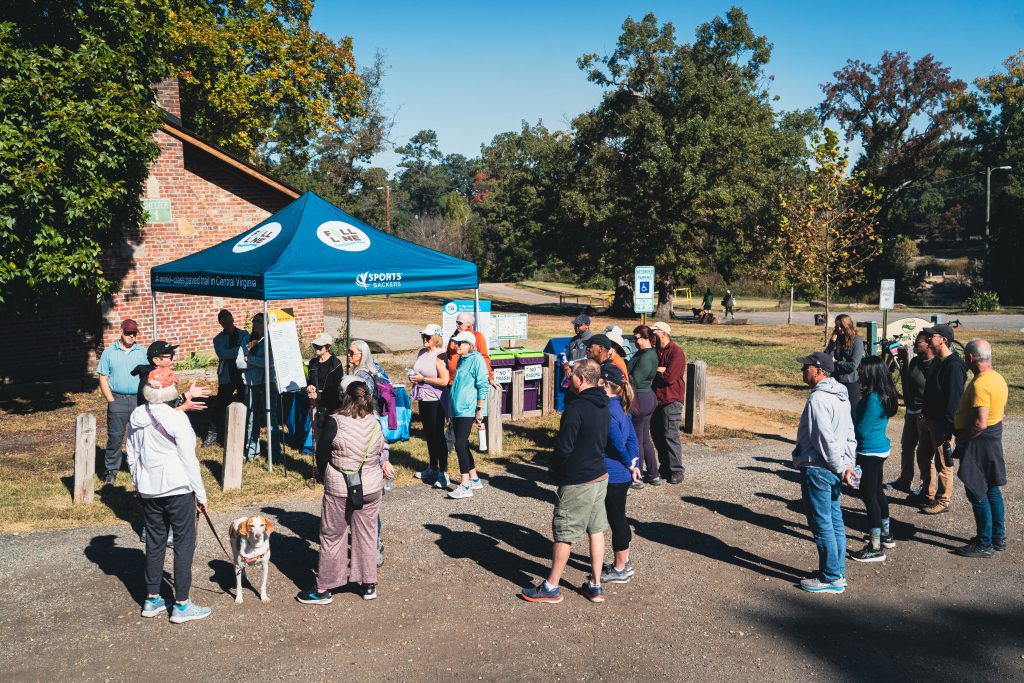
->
<box><xmin>228</xmin><ymin>515</ymin><xmax>274</xmax><ymax>603</ymax></box>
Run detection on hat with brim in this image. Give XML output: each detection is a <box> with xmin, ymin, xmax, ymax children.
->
<box><xmin>796</xmin><ymin>352</ymin><xmax>835</xmax><ymax>375</ymax></box>
<box><xmin>600</xmin><ymin>364</ymin><xmax>626</xmax><ymax>386</ymax></box>
<box><xmin>311</xmin><ymin>332</ymin><xmax>333</xmax><ymax>347</ymax></box>
<box><xmin>420</xmin><ymin>324</ymin><xmax>444</xmax><ymax>337</ymax></box>
<box><xmin>453</xmin><ymin>331</ymin><xmax>477</xmax><ymax>346</ymax></box>
<box><xmin>572</xmin><ymin>314</ymin><xmax>591</xmax><ymax>325</ymax></box>
<box><xmin>606</xmin><ymin>331</ymin><xmax>627</xmax><ymax>356</ymax></box>
<box><xmin>147</xmin><ymin>340</ymin><xmax>178</xmax><ymax>359</ymax></box>
<box><xmin>586</xmin><ymin>333</ymin><xmax>612</xmax><ymax>350</ymax></box>
<box><xmin>650</xmin><ymin>321</ymin><xmax>672</xmax><ymax>335</ymax></box>
<box><xmin>922</xmin><ymin>324</ymin><xmax>954</xmax><ymax>344</ymax></box>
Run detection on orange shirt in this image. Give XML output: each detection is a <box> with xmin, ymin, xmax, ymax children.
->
<box><xmin>611</xmin><ymin>354</ymin><xmax>629</xmax><ymax>382</ymax></box>
<box><xmin>446</xmin><ymin>330</ymin><xmax>493</xmax><ymax>383</ymax></box>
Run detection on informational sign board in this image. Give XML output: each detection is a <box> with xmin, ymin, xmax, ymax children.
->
<box><xmin>885</xmin><ymin>317</ymin><xmax>931</xmax><ymax>347</ymax></box>
<box><xmin>442</xmin><ymin>300</ymin><xmax>495</xmax><ymax>348</ymax></box>
<box><xmin>143</xmin><ymin>199</ymin><xmax>172</xmax><ymax>223</ymax></box>
<box><xmin>879</xmin><ymin>279</ymin><xmax>896</xmax><ymax>310</ymax></box>
<box><xmin>494</xmin><ymin>313</ymin><xmax>529</xmax><ymax>341</ymax></box>
<box><xmin>267</xmin><ymin>308</ymin><xmax>307</xmax><ymax>392</ymax></box>
<box><xmin>634</xmin><ymin>266</ymin><xmax>655</xmax><ymax>314</ymax></box>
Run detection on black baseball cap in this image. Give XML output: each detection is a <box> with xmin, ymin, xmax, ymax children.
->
<box><xmin>922</xmin><ymin>324</ymin><xmax>954</xmax><ymax>344</ymax></box>
<box><xmin>796</xmin><ymin>351</ymin><xmax>834</xmax><ymax>374</ymax></box>
<box><xmin>147</xmin><ymin>340</ymin><xmax>179</xmax><ymax>359</ymax></box>
<box><xmin>600</xmin><ymin>364</ymin><xmax>625</xmax><ymax>385</ymax></box>
<box><xmin>587</xmin><ymin>333</ymin><xmax>612</xmax><ymax>349</ymax></box>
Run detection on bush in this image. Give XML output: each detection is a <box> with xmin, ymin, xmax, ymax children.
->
<box><xmin>174</xmin><ymin>353</ymin><xmax>216</xmax><ymax>371</ymax></box>
<box><xmin>963</xmin><ymin>290</ymin><xmax>1001</xmax><ymax>313</ymax></box>
<box><xmin>581</xmin><ymin>275</ymin><xmax>614</xmax><ymax>290</ymax></box>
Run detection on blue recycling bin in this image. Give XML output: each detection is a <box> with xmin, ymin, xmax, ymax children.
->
<box><xmin>543</xmin><ymin>337</ymin><xmax>572</xmax><ymax>412</ymax></box>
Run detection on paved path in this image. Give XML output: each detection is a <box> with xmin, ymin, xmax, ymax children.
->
<box><xmin>741</xmin><ymin>310</ymin><xmax>1024</xmax><ymax>331</ymax></box>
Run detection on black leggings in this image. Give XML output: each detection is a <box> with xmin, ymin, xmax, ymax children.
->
<box><xmin>143</xmin><ymin>493</ymin><xmax>197</xmax><ymax>601</ymax></box>
<box><xmin>419</xmin><ymin>400</ymin><xmax>448</xmax><ymax>472</ymax></box>
<box><xmin>605</xmin><ymin>482</ymin><xmax>632</xmax><ymax>552</ymax></box>
<box><xmin>857</xmin><ymin>455</ymin><xmax>889</xmax><ymax>530</ymax></box>
<box><xmin>452</xmin><ymin>416</ymin><xmax>476</xmax><ymax>474</ymax></box>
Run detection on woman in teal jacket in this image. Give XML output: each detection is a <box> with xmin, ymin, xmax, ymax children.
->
<box><xmin>850</xmin><ymin>356</ymin><xmax>899</xmax><ymax>563</ymax></box>
<box><xmin>447</xmin><ymin>332</ymin><xmax>489</xmax><ymax>499</ymax></box>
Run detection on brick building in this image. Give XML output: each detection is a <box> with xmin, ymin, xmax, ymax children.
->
<box><xmin>0</xmin><ymin>79</ymin><xmax>325</xmax><ymax>383</ymax></box>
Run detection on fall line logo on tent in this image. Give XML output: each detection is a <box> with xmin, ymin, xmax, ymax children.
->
<box><xmin>317</xmin><ymin>221</ymin><xmax>371</xmax><ymax>251</ymax></box>
<box><xmin>233</xmin><ymin>222</ymin><xmax>282</xmax><ymax>253</ymax></box>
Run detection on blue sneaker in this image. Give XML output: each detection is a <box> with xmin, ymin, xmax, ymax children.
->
<box><xmin>169</xmin><ymin>600</ymin><xmax>212</xmax><ymax>623</ymax></box>
<box><xmin>433</xmin><ymin>472</ymin><xmax>450</xmax><ymax>490</ymax></box>
<box><xmin>521</xmin><ymin>582</ymin><xmax>563</xmax><ymax>604</ymax></box>
<box><xmin>799</xmin><ymin>577</ymin><xmax>845</xmax><ymax>594</ymax></box>
<box><xmin>296</xmin><ymin>589</ymin><xmax>333</xmax><ymax>605</ymax></box>
<box><xmin>141</xmin><ymin>596</ymin><xmax>166</xmax><ymax>617</ymax></box>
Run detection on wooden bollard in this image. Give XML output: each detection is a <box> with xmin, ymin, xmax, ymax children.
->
<box><xmin>73</xmin><ymin>413</ymin><xmax>97</xmax><ymax>505</ymax></box>
<box><xmin>222</xmin><ymin>401</ymin><xmax>246</xmax><ymax>491</ymax></box>
<box><xmin>511</xmin><ymin>369</ymin><xmax>525</xmax><ymax>421</ymax></box>
<box><xmin>542</xmin><ymin>355</ymin><xmax>555</xmax><ymax>415</ymax></box>
<box><xmin>684</xmin><ymin>360</ymin><xmax>707</xmax><ymax>435</ymax></box>
<box><xmin>486</xmin><ymin>384</ymin><xmax>503</xmax><ymax>455</ymax></box>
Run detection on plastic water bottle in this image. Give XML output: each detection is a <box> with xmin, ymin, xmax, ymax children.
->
<box><xmin>560</xmin><ymin>352</ymin><xmax>571</xmax><ymax>389</ymax></box>
<box><xmin>478</xmin><ymin>423</ymin><xmax>487</xmax><ymax>452</ymax></box>
<box><xmin>849</xmin><ymin>466</ymin><xmax>863</xmax><ymax>489</ymax></box>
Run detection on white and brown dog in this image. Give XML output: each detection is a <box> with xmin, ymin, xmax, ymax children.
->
<box><xmin>228</xmin><ymin>515</ymin><xmax>274</xmax><ymax>603</ymax></box>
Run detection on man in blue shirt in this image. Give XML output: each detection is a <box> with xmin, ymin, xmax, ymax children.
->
<box><xmin>97</xmin><ymin>319</ymin><xmax>149</xmax><ymax>486</ymax></box>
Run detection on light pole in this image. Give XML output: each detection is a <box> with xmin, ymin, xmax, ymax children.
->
<box><xmin>374</xmin><ymin>184</ymin><xmax>391</xmax><ymax>233</ymax></box>
<box><xmin>985</xmin><ymin>165</ymin><xmax>1012</xmax><ymax>250</ymax></box>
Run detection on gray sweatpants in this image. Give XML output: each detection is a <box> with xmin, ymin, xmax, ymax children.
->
<box><xmin>652</xmin><ymin>401</ymin><xmax>684</xmax><ymax>477</ymax></box>
<box><xmin>104</xmin><ymin>393</ymin><xmax>138</xmax><ymax>475</ymax></box>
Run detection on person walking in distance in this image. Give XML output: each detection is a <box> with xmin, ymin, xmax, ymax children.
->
<box><xmin>207</xmin><ymin>310</ymin><xmax>249</xmax><ymax>447</ymax></box>
<box><xmin>826</xmin><ymin>314</ymin><xmax>864</xmax><ymax>419</ymax></box>
<box><xmin>447</xmin><ymin>331</ymin><xmax>489</xmax><ymax>499</ymax></box>
<box><xmin>886</xmin><ymin>331</ymin><xmax>934</xmax><ymax>494</ymax></box>
<box><xmin>792</xmin><ymin>352</ymin><xmax>857</xmax><ymax>593</ymax></box>
<box><xmin>848</xmin><ymin>356</ymin><xmax>900</xmax><ymax>563</ymax></box>
<box><xmin>628</xmin><ymin>325</ymin><xmax>660</xmax><ymax>485</ymax></box>
<box><xmin>98</xmin><ymin>319</ymin><xmax>148</xmax><ymax>487</ymax></box>
<box><xmin>916</xmin><ymin>323</ymin><xmax>967</xmax><ymax>515</ymax></box>
<box><xmin>953</xmin><ymin>339</ymin><xmax>1009</xmax><ymax>558</ymax></box>
<box><xmin>722</xmin><ymin>290</ymin><xmax>735</xmax><ymax>320</ymax></box>
<box><xmin>650</xmin><ymin>322</ymin><xmax>686</xmax><ymax>485</ymax></box>
<box><xmin>521</xmin><ymin>360</ymin><xmax>610</xmax><ymax>604</ymax></box>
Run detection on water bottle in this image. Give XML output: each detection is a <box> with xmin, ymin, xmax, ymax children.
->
<box><xmin>560</xmin><ymin>352</ymin><xmax>571</xmax><ymax>389</ymax></box>
<box><xmin>849</xmin><ymin>466</ymin><xmax>863</xmax><ymax>489</ymax></box>
<box><xmin>478</xmin><ymin>423</ymin><xmax>487</xmax><ymax>452</ymax></box>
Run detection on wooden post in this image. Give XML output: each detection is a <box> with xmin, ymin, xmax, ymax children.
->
<box><xmin>542</xmin><ymin>354</ymin><xmax>555</xmax><ymax>415</ymax></box>
<box><xmin>73</xmin><ymin>413</ymin><xmax>96</xmax><ymax>505</ymax></box>
<box><xmin>511</xmin><ymin>369</ymin><xmax>525</xmax><ymax>421</ymax></box>
<box><xmin>684</xmin><ymin>361</ymin><xmax>706</xmax><ymax>435</ymax></box>
<box><xmin>222</xmin><ymin>401</ymin><xmax>246</xmax><ymax>491</ymax></box>
<box><xmin>486</xmin><ymin>385</ymin><xmax>503</xmax><ymax>455</ymax></box>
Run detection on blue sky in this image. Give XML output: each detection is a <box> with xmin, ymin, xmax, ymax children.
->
<box><xmin>312</xmin><ymin>1</ymin><xmax>1024</xmax><ymax>172</ymax></box>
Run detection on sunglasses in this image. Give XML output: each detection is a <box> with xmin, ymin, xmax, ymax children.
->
<box><xmin>123</xmin><ymin>331</ymin><xmax>138</xmax><ymax>337</ymax></box>
<box><xmin>347</xmin><ymin>349</ymin><xmax>359</xmax><ymax>356</ymax></box>
<box><xmin>312</xmin><ymin>344</ymin><xmax>327</xmax><ymax>350</ymax></box>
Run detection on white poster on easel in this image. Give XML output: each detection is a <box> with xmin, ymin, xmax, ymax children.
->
<box><xmin>268</xmin><ymin>307</ymin><xmax>307</xmax><ymax>392</ymax></box>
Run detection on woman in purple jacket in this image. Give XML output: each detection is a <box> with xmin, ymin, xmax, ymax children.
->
<box><xmin>598</xmin><ymin>364</ymin><xmax>642</xmax><ymax>585</ymax></box>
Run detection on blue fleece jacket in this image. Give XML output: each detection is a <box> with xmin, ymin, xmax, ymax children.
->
<box><xmin>854</xmin><ymin>391</ymin><xmax>891</xmax><ymax>455</ymax></box>
<box><xmin>604</xmin><ymin>396</ymin><xmax>639</xmax><ymax>484</ymax></box>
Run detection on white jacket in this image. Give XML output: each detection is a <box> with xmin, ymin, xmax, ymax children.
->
<box><xmin>126</xmin><ymin>402</ymin><xmax>208</xmax><ymax>504</ymax></box>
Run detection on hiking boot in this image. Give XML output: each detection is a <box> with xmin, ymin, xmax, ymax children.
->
<box><xmin>581</xmin><ymin>580</ymin><xmax>605</xmax><ymax>603</ymax></box>
<box><xmin>521</xmin><ymin>582</ymin><xmax>562</xmax><ymax>604</ymax></box>
<box><xmin>849</xmin><ymin>543</ymin><xmax>886</xmax><ymax>563</ymax></box>
<box><xmin>993</xmin><ymin>537</ymin><xmax>1006</xmax><ymax>552</ymax></box>
<box><xmin>447</xmin><ymin>484</ymin><xmax>473</xmax><ymax>499</ymax></box>
<box><xmin>600</xmin><ymin>562</ymin><xmax>635</xmax><ymax>584</ymax></box>
<box><xmin>955</xmin><ymin>540</ymin><xmax>995</xmax><ymax>558</ymax></box>
<box><xmin>799</xmin><ymin>577</ymin><xmax>845</xmax><ymax>593</ymax></box>
<box><xmin>361</xmin><ymin>584</ymin><xmax>377</xmax><ymax>601</ymax></box>
<box><xmin>413</xmin><ymin>468</ymin><xmax>436</xmax><ymax>482</ymax></box>
<box><xmin>433</xmin><ymin>472</ymin><xmax>450</xmax><ymax>490</ymax></box>
<box><xmin>296</xmin><ymin>589</ymin><xmax>333</xmax><ymax>605</ymax></box>
<box><xmin>169</xmin><ymin>600</ymin><xmax>212</xmax><ymax>623</ymax></box>
<box><xmin>141</xmin><ymin>596</ymin><xmax>167</xmax><ymax>618</ymax></box>
<box><xmin>647</xmin><ymin>476</ymin><xmax>664</xmax><ymax>487</ymax></box>
<box><xmin>470</xmin><ymin>477</ymin><xmax>485</xmax><ymax>490</ymax></box>
<box><xmin>922</xmin><ymin>502</ymin><xmax>950</xmax><ymax>515</ymax></box>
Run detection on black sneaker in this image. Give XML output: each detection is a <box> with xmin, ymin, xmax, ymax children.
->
<box><xmin>361</xmin><ymin>583</ymin><xmax>377</xmax><ymax>600</ymax></box>
<box><xmin>993</xmin><ymin>537</ymin><xmax>1006</xmax><ymax>552</ymax></box>
<box><xmin>849</xmin><ymin>543</ymin><xmax>886</xmax><ymax>563</ymax></box>
<box><xmin>296</xmin><ymin>589</ymin><xmax>333</xmax><ymax>605</ymax></box>
<box><xmin>668</xmin><ymin>472</ymin><xmax>685</xmax><ymax>485</ymax></box>
<box><xmin>955</xmin><ymin>540</ymin><xmax>995</xmax><ymax>558</ymax></box>
<box><xmin>881</xmin><ymin>532</ymin><xmax>896</xmax><ymax>549</ymax></box>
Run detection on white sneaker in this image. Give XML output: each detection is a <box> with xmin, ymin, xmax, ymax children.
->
<box><xmin>433</xmin><ymin>472</ymin><xmax>450</xmax><ymax>489</ymax></box>
<box><xmin>470</xmin><ymin>478</ymin><xmax>484</xmax><ymax>490</ymax></box>
<box><xmin>447</xmin><ymin>484</ymin><xmax>473</xmax><ymax>499</ymax></box>
<box><xmin>413</xmin><ymin>468</ymin><xmax>435</xmax><ymax>480</ymax></box>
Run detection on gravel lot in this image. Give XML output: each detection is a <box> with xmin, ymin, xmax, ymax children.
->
<box><xmin>1</xmin><ymin>420</ymin><xmax>1022</xmax><ymax>682</ymax></box>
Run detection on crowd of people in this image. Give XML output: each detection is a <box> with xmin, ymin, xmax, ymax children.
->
<box><xmin>99</xmin><ymin>307</ymin><xmax>1010</xmax><ymax>619</ymax></box>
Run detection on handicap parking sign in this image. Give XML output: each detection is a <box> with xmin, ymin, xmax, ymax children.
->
<box><xmin>639</xmin><ymin>282</ymin><xmax>650</xmax><ymax>294</ymax></box>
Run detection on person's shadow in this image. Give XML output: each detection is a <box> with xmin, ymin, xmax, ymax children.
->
<box><xmin>683</xmin><ymin>496</ymin><xmax>811</xmax><ymax>542</ymax></box>
<box><xmin>425</xmin><ymin>523</ymin><xmax>551</xmax><ymax>590</ymax></box>
<box><xmin>485</xmin><ymin>461</ymin><xmax>557</xmax><ymax>504</ymax></box>
<box><xmin>261</xmin><ymin>506</ymin><xmax>320</xmax><ymax>589</ymax></box>
<box><xmin>84</xmin><ymin>534</ymin><xmax>151</xmax><ymax>602</ymax></box>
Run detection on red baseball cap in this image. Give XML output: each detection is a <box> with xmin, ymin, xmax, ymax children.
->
<box><xmin>121</xmin><ymin>319</ymin><xmax>139</xmax><ymax>333</ymax></box>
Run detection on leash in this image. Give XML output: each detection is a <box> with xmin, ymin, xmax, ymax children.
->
<box><xmin>197</xmin><ymin>506</ymin><xmax>233</xmax><ymax>561</ymax></box>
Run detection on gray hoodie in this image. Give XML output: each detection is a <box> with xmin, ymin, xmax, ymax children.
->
<box><xmin>792</xmin><ymin>377</ymin><xmax>857</xmax><ymax>475</ymax></box>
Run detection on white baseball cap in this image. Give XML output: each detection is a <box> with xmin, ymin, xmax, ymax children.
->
<box><xmin>453</xmin><ymin>331</ymin><xmax>477</xmax><ymax>345</ymax></box>
<box><xmin>420</xmin><ymin>324</ymin><xmax>444</xmax><ymax>337</ymax></box>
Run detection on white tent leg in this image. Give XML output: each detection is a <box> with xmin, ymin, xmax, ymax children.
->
<box><xmin>151</xmin><ymin>291</ymin><xmax>158</xmax><ymax>339</ymax></box>
<box><xmin>345</xmin><ymin>296</ymin><xmax>351</xmax><ymax>372</ymax></box>
<box><xmin>264</xmin><ymin>300</ymin><xmax>272</xmax><ymax>472</ymax></box>
<box><xmin>474</xmin><ymin>288</ymin><xmax>480</xmax><ymax>331</ymax></box>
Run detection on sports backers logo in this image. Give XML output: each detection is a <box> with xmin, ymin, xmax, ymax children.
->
<box><xmin>356</xmin><ymin>271</ymin><xmax>403</xmax><ymax>290</ymax></box>
<box><xmin>317</xmin><ymin>221</ymin><xmax>371</xmax><ymax>251</ymax></box>
<box><xmin>233</xmin><ymin>222</ymin><xmax>282</xmax><ymax>253</ymax></box>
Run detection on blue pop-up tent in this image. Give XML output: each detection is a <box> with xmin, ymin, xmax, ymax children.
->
<box><xmin>150</xmin><ymin>191</ymin><xmax>480</xmax><ymax>470</ymax></box>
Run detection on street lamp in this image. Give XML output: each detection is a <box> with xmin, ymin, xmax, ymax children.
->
<box><xmin>985</xmin><ymin>165</ymin><xmax>1012</xmax><ymax>249</ymax></box>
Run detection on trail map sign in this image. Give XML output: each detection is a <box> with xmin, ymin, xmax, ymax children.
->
<box><xmin>267</xmin><ymin>308</ymin><xmax>307</xmax><ymax>392</ymax></box>
<box><xmin>634</xmin><ymin>266</ymin><xmax>655</xmax><ymax>314</ymax></box>
<box><xmin>494</xmin><ymin>313</ymin><xmax>529</xmax><ymax>341</ymax></box>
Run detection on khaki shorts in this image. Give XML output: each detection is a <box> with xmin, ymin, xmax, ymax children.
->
<box><xmin>552</xmin><ymin>479</ymin><xmax>608</xmax><ymax>542</ymax></box>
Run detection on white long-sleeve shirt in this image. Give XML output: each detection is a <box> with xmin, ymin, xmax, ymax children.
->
<box><xmin>125</xmin><ymin>402</ymin><xmax>208</xmax><ymax>504</ymax></box>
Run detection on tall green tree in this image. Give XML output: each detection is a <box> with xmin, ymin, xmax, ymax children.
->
<box><xmin>566</xmin><ymin>8</ymin><xmax>814</xmax><ymax>316</ymax></box>
<box><xmin>0</xmin><ymin>0</ymin><xmax>168</xmax><ymax>314</ymax></box>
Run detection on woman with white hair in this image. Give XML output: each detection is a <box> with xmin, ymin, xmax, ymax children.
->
<box><xmin>347</xmin><ymin>339</ymin><xmax>389</xmax><ymax>398</ymax></box>
<box><xmin>126</xmin><ymin>367</ymin><xmax>212</xmax><ymax>623</ymax></box>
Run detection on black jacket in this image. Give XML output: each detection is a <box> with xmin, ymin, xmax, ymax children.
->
<box><xmin>550</xmin><ymin>386</ymin><xmax>609</xmax><ymax>486</ymax></box>
<box><xmin>307</xmin><ymin>354</ymin><xmax>343</xmax><ymax>416</ymax></box>
<box><xmin>922</xmin><ymin>352</ymin><xmax>967</xmax><ymax>434</ymax></box>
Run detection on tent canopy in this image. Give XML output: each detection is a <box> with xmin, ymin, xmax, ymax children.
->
<box><xmin>151</xmin><ymin>191</ymin><xmax>478</xmax><ymax>300</ymax></box>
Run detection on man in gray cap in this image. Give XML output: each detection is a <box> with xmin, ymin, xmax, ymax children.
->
<box><xmin>792</xmin><ymin>351</ymin><xmax>857</xmax><ymax>593</ymax></box>
<box><xmin>565</xmin><ymin>314</ymin><xmax>593</xmax><ymax>365</ymax></box>
<box><xmin>917</xmin><ymin>323</ymin><xmax>967</xmax><ymax>514</ymax></box>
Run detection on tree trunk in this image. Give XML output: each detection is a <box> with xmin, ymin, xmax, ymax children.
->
<box><xmin>608</xmin><ymin>275</ymin><xmax>634</xmax><ymax>315</ymax></box>
<box><xmin>824</xmin><ymin>271</ymin><xmax>831</xmax><ymax>340</ymax></box>
<box><xmin>788</xmin><ymin>286</ymin><xmax>794</xmax><ymax>325</ymax></box>
<box><xmin>655</xmin><ymin>275</ymin><xmax>676</xmax><ymax>319</ymax></box>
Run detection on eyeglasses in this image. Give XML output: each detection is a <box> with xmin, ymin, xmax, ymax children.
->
<box><xmin>156</xmin><ymin>354</ymin><xmax>173</xmax><ymax>360</ymax></box>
